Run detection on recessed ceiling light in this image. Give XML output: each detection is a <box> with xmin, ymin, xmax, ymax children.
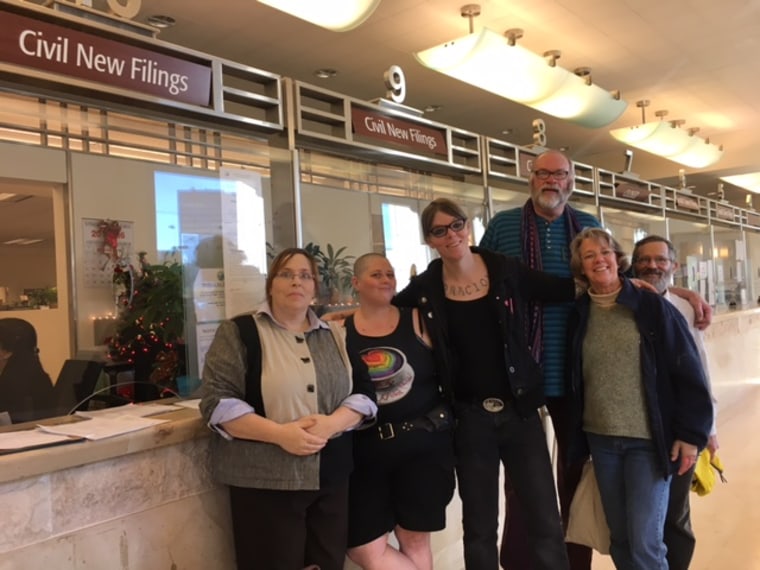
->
<box><xmin>501</xmin><ymin>128</ymin><xmax>513</xmax><ymax>136</ymax></box>
<box><xmin>146</xmin><ymin>15</ymin><xmax>176</xmax><ymax>28</ymax></box>
<box><xmin>424</xmin><ymin>105</ymin><xmax>442</xmax><ymax>113</ymax></box>
<box><xmin>559</xmin><ymin>146</ymin><xmax>569</xmax><ymax>152</ymax></box>
<box><xmin>3</xmin><ymin>238</ymin><xmax>43</xmax><ymax>245</ymax></box>
<box><xmin>314</xmin><ymin>68</ymin><xmax>337</xmax><ymax>79</ymax></box>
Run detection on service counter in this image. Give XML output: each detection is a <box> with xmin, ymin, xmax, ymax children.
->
<box><xmin>0</xmin><ymin>404</ymin><xmax>465</xmax><ymax>570</ymax></box>
<box><xmin>0</xmin><ymin>407</ymin><xmax>235</xmax><ymax>570</ymax></box>
<box><xmin>702</xmin><ymin>305</ymin><xmax>760</xmax><ymax>411</ymax></box>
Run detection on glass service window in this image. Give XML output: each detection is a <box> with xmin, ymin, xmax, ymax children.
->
<box><xmin>600</xmin><ymin>206</ymin><xmax>667</xmax><ymax>258</ymax></box>
<box><xmin>668</xmin><ymin>217</ymin><xmax>712</xmax><ymax>303</ymax></box>
<box><xmin>299</xmin><ymin>151</ymin><xmax>485</xmax><ymax>306</ymax></box>
<box><xmin>712</xmin><ymin>224</ymin><xmax>747</xmax><ymax>308</ymax></box>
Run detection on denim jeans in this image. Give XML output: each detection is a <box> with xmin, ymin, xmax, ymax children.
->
<box><xmin>454</xmin><ymin>402</ymin><xmax>569</xmax><ymax>570</ymax></box>
<box><xmin>665</xmin><ymin>462</ymin><xmax>697</xmax><ymax>570</ymax></box>
<box><xmin>586</xmin><ymin>433</ymin><xmax>671</xmax><ymax>570</ymax></box>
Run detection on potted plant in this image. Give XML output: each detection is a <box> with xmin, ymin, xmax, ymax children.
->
<box><xmin>304</xmin><ymin>242</ymin><xmax>355</xmax><ymax>305</ymax></box>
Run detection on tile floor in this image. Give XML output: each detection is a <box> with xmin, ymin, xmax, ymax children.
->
<box><xmin>591</xmin><ymin>382</ymin><xmax>760</xmax><ymax>570</ymax></box>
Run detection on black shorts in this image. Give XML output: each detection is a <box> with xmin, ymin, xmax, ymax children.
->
<box><xmin>347</xmin><ymin>427</ymin><xmax>456</xmax><ymax>548</ymax></box>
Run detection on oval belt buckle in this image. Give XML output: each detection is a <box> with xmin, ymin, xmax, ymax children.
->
<box><xmin>482</xmin><ymin>397</ymin><xmax>505</xmax><ymax>413</ymax></box>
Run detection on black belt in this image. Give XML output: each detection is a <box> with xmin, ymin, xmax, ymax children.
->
<box><xmin>457</xmin><ymin>397</ymin><xmax>510</xmax><ymax>413</ymax></box>
<box><xmin>375</xmin><ymin>416</ymin><xmax>435</xmax><ymax>440</ymax></box>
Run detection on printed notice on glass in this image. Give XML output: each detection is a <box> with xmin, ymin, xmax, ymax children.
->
<box><xmin>193</xmin><ymin>268</ymin><xmax>225</xmax><ymax>323</ymax></box>
<box><xmin>196</xmin><ymin>322</ymin><xmax>221</xmax><ymax>375</ymax></box>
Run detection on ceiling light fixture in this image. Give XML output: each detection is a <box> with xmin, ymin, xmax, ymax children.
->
<box><xmin>721</xmin><ymin>173</ymin><xmax>760</xmax><ymax>195</ymax></box>
<box><xmin>3</xmin><ymin>238</ymin><xmax>43</xmax><ymax>245</ymax></box>
<box><xmin>413</xmin><ymin>5</ymin><xmax>626</xmax><ymax>128</ymax></box>
<box><xmin>314</xmin><ymin>68</ymin><xmax>338</xmax><ymax>79</ymax></box>
<box><xmin>257</xmin><ymin>0</ymin><xmax>381</xmax><ymax>31</ymax></box>
<box><xmin>146</xmin><ymin>15</ymin><xmax>176</xmax><ymax>29</ymax></box>
<box><xmin>610</xmin><ymin>100</ymin><xmax>723</xmax><ymax>168</ymax></box>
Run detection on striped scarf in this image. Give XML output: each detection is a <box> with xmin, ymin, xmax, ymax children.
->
<box><xmin>520</xmin><ymin>199</ymin><xmax>582</xmax><ymax>363</ymax></box>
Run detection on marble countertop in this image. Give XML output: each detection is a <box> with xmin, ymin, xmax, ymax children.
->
<box><xmin>711</xmin><ymin>304</ymin><xmax>760</xmax><ymax>323</ymax></box>
<box><xmin>0</xmin><ymin>406</ymin><xmax>207</xmax><ymax>486</ymax></box>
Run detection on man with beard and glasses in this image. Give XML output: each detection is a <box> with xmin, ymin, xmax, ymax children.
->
<box><xmin>632</xmin><ymin>235</ymin><xmax>719</xmax><ymax>570</ymax></box>
<box><xmin>480</xmin><ymin>149</ymin><xmax>600</xmax><ymax>570</ymax></box>
<box><xmin>479</xmin><ymin>149</ymin><xmax>713</xmax><ymax>570</ymax></box>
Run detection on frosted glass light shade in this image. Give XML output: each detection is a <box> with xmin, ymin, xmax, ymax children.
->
<box><xmin>414</xmin><ymin>28</ymin><xmax>627</xmax><ymax>128</ymax></box>
<box><xmin>258</xmin><ymin>0</ymin><xmax>381</xmax><ymax>31</ymax></box>
<box><xmin>670</xmin><ymin>136</ymin><xmax>724</xmax><ymax>168</ymax></box>
<box><xmin>531</xmin><ymin>72</ymin><xmax>627</xmax><ymax>128</ymax></box>
<box><xmin>415</xmin><ymin>29</ymin><xmax>569</xmax><ymax>104</ymax></box>
<box><xmin>610</xmin><ymin>121</ymin><xmax>723</xmax><ymax>167</ymax></box>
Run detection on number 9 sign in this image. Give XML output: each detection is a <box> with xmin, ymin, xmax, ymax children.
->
<box><xmin>384</xmin><ymin>65</ymin><xmax>406</xmax><ymax>104</ymax></box>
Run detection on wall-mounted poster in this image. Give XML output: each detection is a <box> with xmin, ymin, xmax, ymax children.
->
<box><xmin>82</xmin><ymin>218</ymin><xmax>134</xmax><ymax>287</ymax></box>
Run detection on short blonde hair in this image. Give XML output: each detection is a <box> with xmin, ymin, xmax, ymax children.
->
<box><xmin>569</xmin><ymin>228</ymin><xmax>630</xmax><ymax>283</ymax></box>
<box><xmin>353</xmin><ymin>252</ymin><xmax>387</xmax><ymax>277</ymax></box>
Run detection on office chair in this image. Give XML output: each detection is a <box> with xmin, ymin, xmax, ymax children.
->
<box><xmin>53</xmin><ymin>359</ymin><xmax>108</xmax><ymax>414</ymax></box>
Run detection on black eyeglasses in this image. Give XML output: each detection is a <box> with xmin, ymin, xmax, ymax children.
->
<box><xmin>428</xmin><ymin>218</ymin><xmax>466</xmax><ymax>238</ymax></box>
<box><xmin>533</xmin><ymin>169</ymin><xmax>570</xmax><ymax>181</ymax></box>
<box><xmin>276</xmin><ymin>270</ymin><xmax>314</xmax><ymax>281</ymax></box>
<box><xmin>633</xmin><ymin>256</ymin><xmax>672</xmax><ymax>267</ymax></box>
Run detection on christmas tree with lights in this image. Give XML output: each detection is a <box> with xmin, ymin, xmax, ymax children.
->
<box><xmin>107</xmin><ymin>252</ymin><xmax>186</xmax><ymax>395</ymax></box>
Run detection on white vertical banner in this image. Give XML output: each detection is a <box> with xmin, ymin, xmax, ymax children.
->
<box><xmin>220</xmin><ymin>167</ymin><xmax>267</xmax><ymax>317</ymax></box>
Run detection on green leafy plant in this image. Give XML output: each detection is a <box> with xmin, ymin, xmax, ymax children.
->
<box><xmin>26</xmin><ymin>287</ymin><xmax>57</xmax><ymax>308</ymax></box>
<box><xmin>304</xmin><ymin>242</ymin><xmax>355</xmax><ymax>304</ymax></box>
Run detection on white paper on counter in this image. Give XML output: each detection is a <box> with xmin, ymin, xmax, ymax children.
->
<box><xmin>174</xmin><ymin>398</ymin><xmax>201</xmax><ymax>410</ymax></box>
<box><xmin>0</xmin><ymin>430</ymin><xmax>79</xmax><ymax>451</ymax></box>
<box><xmin>37</xmin><ymin>416</ymin><xmax>169</xmax><ymax>441</ymax></box>
<box><xmin>75</xmin><ymin>403</ymin><xmax>179</xmax><ymax>419</ymax></box>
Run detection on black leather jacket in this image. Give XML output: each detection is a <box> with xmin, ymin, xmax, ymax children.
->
<box><xmin>394</xmin><ymin>247</ymin><xmax>574</xmax><ymax>418</ymax></box>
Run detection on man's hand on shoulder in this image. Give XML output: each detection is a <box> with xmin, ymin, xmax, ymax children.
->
<box><xmin>670</xmin><ymin>287</ymin><xmax>712</xmax><ymax>330</ymax></box>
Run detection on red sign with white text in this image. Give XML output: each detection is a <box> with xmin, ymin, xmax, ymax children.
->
<box><xmin>0</xmin><ymin>9</ymin><xmax>212</xmax><ymax>107</ymax></box>
<box><xmin>615</xmin><ymin>182</ymin><xmax>651</xmax><ymax>202</ymax></box>
<box><xmin>351</xmin><ymin>106</ymin><xmax>448</xmax><ymax>156</ymax></box>
<box><xmin>676</xmin><ymin>195</ymin><xmax>700</xmax><ymax>211</ymax></box>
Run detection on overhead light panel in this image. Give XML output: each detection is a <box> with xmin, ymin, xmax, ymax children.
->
<box><xmin>413</xmin><ymin>6</ymin><xmax>627</xmax><ymax>128</ymax></box>
<box><xmin>257</xmin><ymin>0</ymin><xmax>381</xmax><ymax>31</ymax></box>
<box><xmin>721</xmin><ymin>173</ymin><xmax>760</xmax><ymax>195</ymax></box>
<box><xmin>3</xmin><ymin>238</ymin><xmax>44</xmax><ymax>245</ymax></box>
<box><xmin>610</xmin><ymin>100</ymin><xmax>723</xmax><ymax>168</ymax></box>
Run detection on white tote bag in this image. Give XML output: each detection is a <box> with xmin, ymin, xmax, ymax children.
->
<box><xmin>566</xmin><ymin>459</ymin><xmax>611</xmax><ymax>554</ymax></box>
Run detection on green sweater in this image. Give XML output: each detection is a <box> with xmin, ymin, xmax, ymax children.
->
<box><xmin>582</xmin><ymin>296</ymin><xmax>651</xmax><ymax>439</ymax></box>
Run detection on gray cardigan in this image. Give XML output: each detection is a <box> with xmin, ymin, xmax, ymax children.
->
<box><xmin>200</xmin><ymin>311</ymin><xmax>375</xmax><ymax>490</ymax></box>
